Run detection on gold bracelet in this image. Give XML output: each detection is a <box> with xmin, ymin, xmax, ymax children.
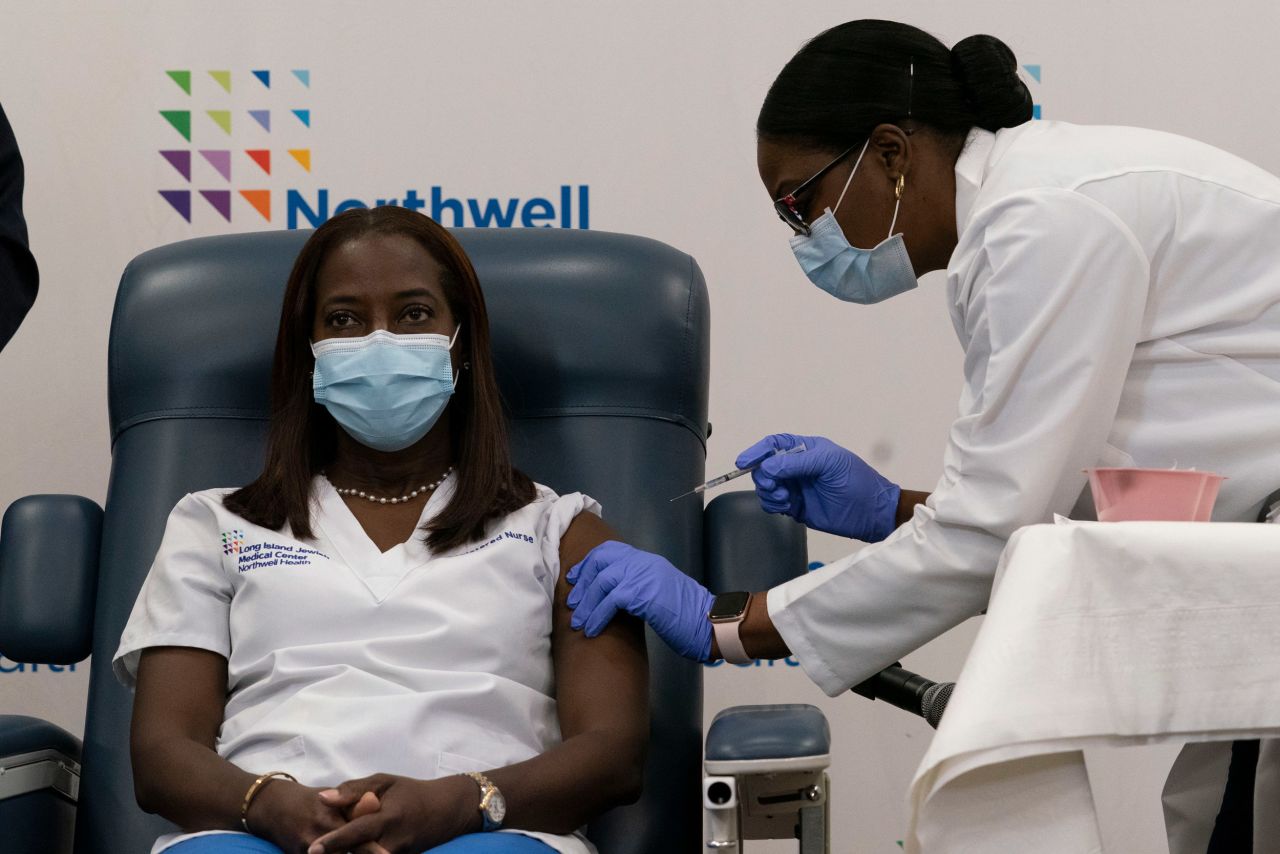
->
<box><xmin>241</xmin><ymin>770</ymin><xmax>297</xmax><ymax>832</ymax></box>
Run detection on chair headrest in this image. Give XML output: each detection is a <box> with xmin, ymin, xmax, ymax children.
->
<box><xmin>109</xmin><ymin>227</ymin><xmax>709</xmax><ymax>445</ymax></box>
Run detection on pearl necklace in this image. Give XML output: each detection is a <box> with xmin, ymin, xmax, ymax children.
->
<box><xmin>328</xmin><ymin>467</ymin><xmax>453</xmax><ymax>505</ymax></box>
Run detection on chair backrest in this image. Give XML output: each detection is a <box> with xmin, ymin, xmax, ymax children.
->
<box><xmin>79</xmin><ymin>228</ymin><xmax>709</xmax><ymax>854</ymax></box>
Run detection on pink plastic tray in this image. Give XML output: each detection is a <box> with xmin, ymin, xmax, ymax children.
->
<box><xmin>1086</xmin><ymin>467</ymin><xmax>1224</xmax><ymax>522</ymax></box>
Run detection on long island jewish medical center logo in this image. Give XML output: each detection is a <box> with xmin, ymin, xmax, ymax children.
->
<box><xmin>155</xmin><ymin>68</ymin><xmax>590</xmax><ymax>230</ymax></box>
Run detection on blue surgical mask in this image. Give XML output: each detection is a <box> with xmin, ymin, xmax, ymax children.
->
<box><xmin>312</xmin><ymin>327</ymin><xmax>459</xmax><ymax>453</ymax></box>
<box><xmin>789</xmin><ymin>140</ymin><xmax>918</xmax><ymax>304</ymax></box>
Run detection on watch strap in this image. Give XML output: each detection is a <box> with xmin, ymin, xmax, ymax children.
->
<box><xmin>712</xmin><ymin>605</ymin><xmax>753</xmax><ymax>665</ymax></box>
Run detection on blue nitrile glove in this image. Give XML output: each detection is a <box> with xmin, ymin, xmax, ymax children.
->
<box><xmin>737</xmin><ymin>433</ymin><xmax>900</xmax><ymax>542</ymax></box>
<box><xmin>567</xmin><ymin>540</ymin><xmax>715</xmax><ymax>662</ymax></box>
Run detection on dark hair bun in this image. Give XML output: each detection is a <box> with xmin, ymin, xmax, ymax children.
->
<box><xmin>950</xmin><ymin>34</ymin><xmax>1033</xmax><ymax>131</ymax></box>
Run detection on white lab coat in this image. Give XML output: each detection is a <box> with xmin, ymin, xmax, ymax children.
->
<box><xmin>767</xmin><ymin>121</ymin><xmax>1280</xmax><ymax>846</ymax></box>
<box><xmin>114</xmin><ymin>475</ymin><xmax>598</xmax><ymax>854</ymax></box>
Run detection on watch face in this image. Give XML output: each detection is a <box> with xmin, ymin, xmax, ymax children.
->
<box><xmin>709</xmin><ymin>591</ymin><xmax>750</xmax><ymax>621</ymax></box>
<box><xmin>486</xmin><ymin>789</ymin><xmax>507</xmax><ymax>823</ymax></box>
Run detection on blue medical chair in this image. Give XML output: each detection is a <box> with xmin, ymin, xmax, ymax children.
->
<box><xmin>0</xmin><ymin>223</ymin><xmax>1121</xmax><ymax>853</ymax></box>
<box><xmin>0</xmin><ymin>227</ymin><xmax>745</xmax><ymax>853</ymax></box>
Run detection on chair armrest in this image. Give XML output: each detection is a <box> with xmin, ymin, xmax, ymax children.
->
<box><xmin>0</xmin><ymin>715</ymin><xmax>83</xmax><ymax>763</ymax></box>
<box><xmin>0</xmin><ymin>495</ymin><xmax>102</xmax><ymax>663</ymax></box>
<box><xmin>0</xmin><ymin>715</ymin><xmax>82</xmax><ymax>854</ymax></box>
<box><xmin>705</xmin><ymin>704</ymin><xmax>830</xmax><ymax>775</ymax></box>
<box><xmin>0</xmin><ymin>715</ymin><xmax>83</xmax><ymax>801</ymax></box>
<box><xmin>703</xmin><ymin>492</ymin><xmax>808</xmax><ymax>593</ymax></box>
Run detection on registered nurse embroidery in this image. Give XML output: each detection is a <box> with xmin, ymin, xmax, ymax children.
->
<box><xmin>457</xmin><ymin>529</ymin><xmax>536</xmax><ymax>556</ymax></box>
<box><xmin>221</xmin><ymin>529</ymin><xmax>246</xmax><ymax>555</ymax></box>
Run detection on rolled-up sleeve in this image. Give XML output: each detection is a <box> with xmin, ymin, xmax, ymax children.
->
<box><xmin>769</xmin><ymin>189</ymin><xmax>1151</xmax><ymax>695</ymax></box>
<box><xmin>113</xmin><ymin>494</ymin><xmax>234</xmax><ymax>689</ymax></box>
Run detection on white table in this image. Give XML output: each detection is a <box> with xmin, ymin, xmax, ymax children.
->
<box><xmin>907</xmin><ymin>521</ymin><xmax>1280</xmax><ymax>854</ymax></box>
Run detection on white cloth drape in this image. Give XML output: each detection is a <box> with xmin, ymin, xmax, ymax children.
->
<box><xmin>908</xmin><ymin>521</ymin><xmax>1280</xmax><ymax>854</ymax></box>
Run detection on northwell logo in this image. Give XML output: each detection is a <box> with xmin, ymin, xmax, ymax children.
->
<box><xmin>156</xmin><ymin>68</ymin><xmax>590</xmax><ymax>230</ymax></box>
<box><xmin>221</xmin><ymin>529</ymin><xmax>246</xmax><ymax>555</ymax></box>
<box><xmin>1023</xmin><ymin>64</ymin><xmax>1043</xmax><ymax>120</ymax></box>
<box><xmin>157</xmin><ymin>68</ymin><xmax>311</xmax><ymax>223</ymax></box>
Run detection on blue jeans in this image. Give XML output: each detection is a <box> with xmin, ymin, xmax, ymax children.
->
<box><xmin>164</xmin><ymin>831</ymin><xmax>557</xmax><ymax>853</ymax></box>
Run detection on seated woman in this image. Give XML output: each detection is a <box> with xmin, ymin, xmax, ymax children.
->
<box><xmin>112</xmin><ymin>206</ymin><xmax>648</xmax><ymax>854</ymax></box>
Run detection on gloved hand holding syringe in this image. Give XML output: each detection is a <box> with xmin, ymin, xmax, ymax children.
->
<box><xmin>670</xmin><ymin>442</ymin><xmax>808</xmax><ymax>501</ymax></box>
<box><xmin>570</xmin><ymin>433</ymin><xmax>900</xmax><ymax>661</ymax></box>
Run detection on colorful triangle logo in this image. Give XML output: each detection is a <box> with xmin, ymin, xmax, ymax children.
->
<box><xmin>199</xmin><ymin>190</ymin><xmax>232</xmax><ymax>222</ymax></box>
<box><xmin>252</xmin><ymin>70</ymin><xmax>271</xmax><ymax>89</ymax></box>
<box><xmin>245</xmin><ymin>149</ymin><xmax>271</xmax><ymax>175</ymax></box>
<box><xmin>292</xmin><ymin>69</ymin><xmax>310</xmax><ymax>88</ymax></box>
<box><xmin>159</xmin><ymin>150</ymin><xmax>191</xmax><ymax>182</ymax></box>
<box><xmin>160</xmin><ymin>110</ymin><xmax>191</xmax><ymax>142</ymax></box>
<box><xmin>1023</xmin><ymin>64</ymin><xmax>1042</xmax><ymax>83</ymax></box>
<box><xmin>287</xmin><ymin>149</ymin><xmax>311</xmax><ymax>172</ymax></box>
<box><xmin>240</xmin><ymin>190</ymin><xmax>271</xmax><ymax>222</ymax></box>
<box><xmin>207</xmin><ymin>110</ymin><xmax>232</xmax><ymax>136</ymax></box>
<box><xmin>159</xmin><ymin>190</ymin><xmax>192</xmax><ymax>222</ymax></box>
<box><xmin>208</xmin><ymin>70</ymin><xmax>232</xmax><ymax>94</ymax></box>
<box><xmin>248</xmin><ymin>110</ymin><xmax>271</xmax><ymax>132</ymax></box>
<box><xmin>292</xmin><ymin>109</ymin><xmax>311</xmax><ymax>128</ymax></box>
<box><xmin>199</xmin><ymin>150</ymin><xmax>232</xmax><ymax>182</ymax></box>
<box><xmin>166</xmin><ymin>70</ymin><xmax>191</xmax><ymax>95</ymax></box>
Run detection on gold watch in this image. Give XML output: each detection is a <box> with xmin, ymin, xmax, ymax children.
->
<box><xmin>464</xmin><ymin>771</ymin><xmax>506</xmax><ymax>831</ymax></box>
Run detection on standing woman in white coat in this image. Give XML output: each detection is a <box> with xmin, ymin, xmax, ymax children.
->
<box><xmin>567</xmin><ymin>18</ymin><xmax>1280</xmax><ymax>850</ymax></box>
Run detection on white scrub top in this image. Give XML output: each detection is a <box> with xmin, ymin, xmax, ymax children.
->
<box><xmin>114</xmin><ymin>474</ymin><xmax>599</xmax><ymax>854</ymax></box>
<box><xmin>769</xmin><ymin>120</ymin><xmax>1280</xmax><ymax>697</ymax></box>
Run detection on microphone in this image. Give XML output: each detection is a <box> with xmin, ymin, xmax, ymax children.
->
<box><xmin>851</xmin><ymin>664</ymin><xmax>955</xmax><ymax>729</ymax></box>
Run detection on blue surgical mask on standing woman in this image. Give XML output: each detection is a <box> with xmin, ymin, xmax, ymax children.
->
<box><xmin>312</xmin><ymin>327</ymin><xmax>459</xmax><ymax>452</ymax></box>
<box><xmin>790</xmin><ymin>140</ymin><xmax>919</xmax><ymax>304</ymax></box>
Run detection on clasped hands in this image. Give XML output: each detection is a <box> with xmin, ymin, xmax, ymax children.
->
<box><xmin>248</xmin><ymin>772</ymin><xmax>478</xmax><ymax>854</ymax></box>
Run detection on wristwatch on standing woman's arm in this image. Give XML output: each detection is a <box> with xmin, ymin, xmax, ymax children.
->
<box><xmin>710</xmin><ymin>591</ymin><xmax>753</xmax><ymax>664</ymax></box>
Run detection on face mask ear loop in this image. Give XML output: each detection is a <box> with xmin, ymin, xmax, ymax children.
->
<box><xmin>888</xmin><ymin>195</ymin><xmax>902</xmax><ymax>239</ymax></box>
<box><xmin>448</xmin><ymin>324</ymin><xmax>463</xmax><ymax>386</ymax></box>
<box><xmin>832</xmin><ymin>139</ymin><xmax>871</xmax><ymax>214</ymax></box>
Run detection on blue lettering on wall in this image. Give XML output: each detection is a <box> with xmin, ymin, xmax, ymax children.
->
<box><xmin>333</xmin><ymin>198</ymin><xmax>368</xmax><ymax>215</ymax></box>
<box><xmin>0</xmin><ymin>657</ymin><xmax>78</xmax><ymax>674</ymax></box>
<box><xmin>288</xmin><ymin>189</ymin><xmax>327</xmax><ymax>229</ymax></box>
<box><xmin>467</xmin><ymin>196</ymin><xmax>518</xmax><ymax>228</ymax></box>
<box><xmin>288</xmin><ymin>185</ymin><xmax>591</xmax><ymax>230</ymax></box>
<box><xmin>431</xmin><ymin>186</ymin><xmax>464</xmax><ymax>226</ymax></box>
<box><xmin>705</xmin><ymin>656</ymin><xmax>803</xmax><ymax>669</ymax></box>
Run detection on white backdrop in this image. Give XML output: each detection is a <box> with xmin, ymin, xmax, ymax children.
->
<box><xmin>3</xmin><ymin>2</ymin><xmax>1277</xmax><ymax>851</ymax></box>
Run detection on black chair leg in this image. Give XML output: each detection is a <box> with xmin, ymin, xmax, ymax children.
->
<box><xmin>1206</xmin><ymin>739</ymin><xmax>1259</xmax><ymax>853</ymax></box>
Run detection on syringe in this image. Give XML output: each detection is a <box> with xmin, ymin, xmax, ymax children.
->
<box><xmin>670</xmin><ymin>442</ymin><xmax>807</xmax><ymax>502</ymax></box>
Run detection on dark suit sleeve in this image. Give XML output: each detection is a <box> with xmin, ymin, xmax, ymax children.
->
<box><xmin>0</xmin><ymin>102</ymin><xmax>38</xmax><ymax>351</ymax></box>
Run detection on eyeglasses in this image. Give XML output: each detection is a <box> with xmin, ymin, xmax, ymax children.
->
<box><xmin>775</xmin><ymin>60</ymin><xmax>916</xmax><ymax>237</ymax></box>
<box><xmin>772</xmin><ymin>144</ymin><xmax>860</xmax><ymax>236</ymax></box>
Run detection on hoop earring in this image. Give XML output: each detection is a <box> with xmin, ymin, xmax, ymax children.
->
<box><xmin>894</xmin><ymin>174</ymin><xmax>906</xmax><ymax>201</ymax></box>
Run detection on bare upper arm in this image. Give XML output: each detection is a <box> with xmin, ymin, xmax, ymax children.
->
<box><xmin>552</xmin><ymin>512</ymin><xmax>649</xmax><ymax>742</ymax></box>
<box><xmin>131</xmin><ymin>647</ymin><xmax>228</xmax><ymax>755</ymax></box>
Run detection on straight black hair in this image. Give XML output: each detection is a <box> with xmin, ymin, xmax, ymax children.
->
<box><xmin>224</xmin><ymin>206</ymin><xmax>535</xmax><ymax>553</ymax></box>
<box><xmin>758</xmin><ymin>19</ymin><xmax>1033</xmax><ymax>152</ymax></box>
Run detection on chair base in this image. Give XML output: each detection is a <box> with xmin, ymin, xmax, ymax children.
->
<box><xmin>704</xmin><ymin>770</ymin><xmax>829</xmax><ymax>853</ymax></box>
